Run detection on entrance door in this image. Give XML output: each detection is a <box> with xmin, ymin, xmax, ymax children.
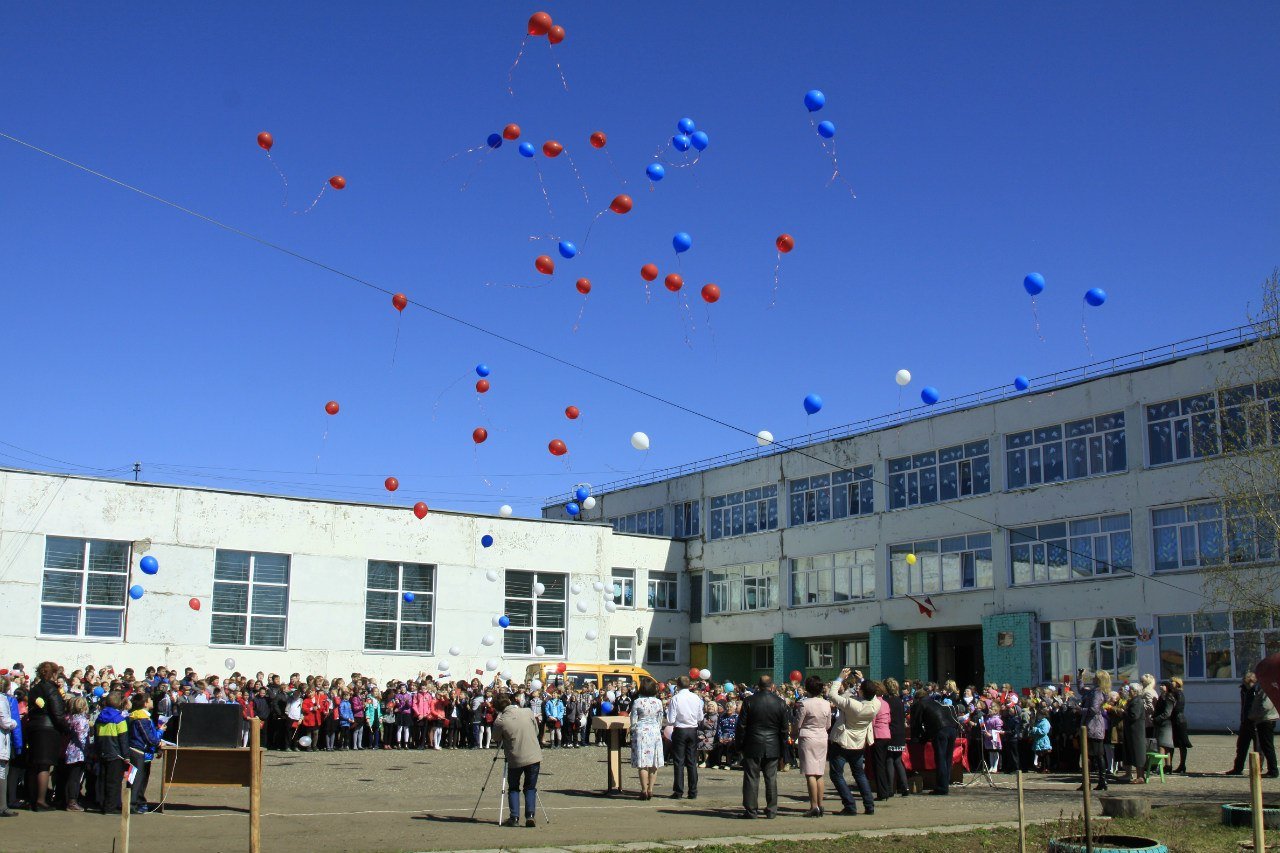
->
<box><xmin>931</xmin><ymin>629</ymin><xmax>983</xmax><ymax>688</ymax></box>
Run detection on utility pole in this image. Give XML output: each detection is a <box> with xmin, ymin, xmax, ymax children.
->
<box><xmin>133</xmin><ymin>462</ymin><xmax>141</xmax><ymax>482</ymax></box>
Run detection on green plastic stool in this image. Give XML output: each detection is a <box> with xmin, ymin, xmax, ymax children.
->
<box><xmin>1144</xmin><ymin>751</ymin><xmax>1169</xmax><ymax>782</ymax></box>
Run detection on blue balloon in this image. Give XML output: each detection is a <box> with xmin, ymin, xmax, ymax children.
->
<box><xmin>921</xmin><ymin>386</ymin><xmax>940</xmax><ymax>405</ymax></box>
<box><xmin>1023</xmin><ymin>272</ymin><xmax>1045</xmax><ymax>296</ymax></box>
<box><xmin>803</xmin><ymin>393</ymin><xmax>823</xmax><ymax>415</ymax></box>
<box><xmin>486</xmin><ymin>133</ymin><xmax>503</xmax><ymax>149</ymax></box>
<box><xmin>575</xmin><ymin>486</ymin><xmax>590</xmax><ymax>502</ymax></box>
<box><xmin>673</xmin><ymin>232</ymin><xmax>693</xmax><ymax>253</ymax></box>
<box><xmin>498</xmin><ymin>615</ymin><xmax>511</xmax><ymax>628</ymax></box>
<box><xmin>804</xmin><ymin>89</ymin><xmax>826</xmax><ymax>112</ymax></box>
<box><xmin>600</xmin><ymin>701</ymin><xmax>614</xmax><ymax>715</ymax></box>
<box><xmin>403</xmin><ymin>592</ymin><xmax>416</xmax><ymax>603</ymax></box>
<box><xmin>566</xmin><ymin>502</ymin><xmax>581</xmax><ymax>516</ymax></box>
<box><xmin>129</xmin><ymin>584</ymin><xmax>145</xmax><ymax>600</ymax></box>
<box><xmin>519</xmin><ymin>141</ymin><xmax>536</xmax><ymax>158</ymax></box>
<box><xmin>677</xmin><ymin>117</ymin><xmax>696</xmax><ymax>134</ymax></box>
<box><xmin>476</xmin><ymin>363</ymin><xmax>491</xmax><ymax>377</ymax></box>
<box><xmin>673</xmin><ymin>134</ymin><xmax>691</xmax><ymax>152</ymax></box>
<box><xmin>817</xmin><ymin>120</ymin><xmax>835</xmax><ymax>139</ymax></box>
<box><xmin>481</xmin><ymin>534</ymin><xmax>494</xmax><ymax>548</ymax></box>
<box><xmin>690</xmin><ymin>130</ymin><xmax>709</xmax><ymax>151</ymax></box>
<box><xmin>558</xmin><ymin>241</ymin><xmax>578</xmax><ymax>259</ymax></box>
<box><xmin>1014</xmin><ymin>376</ymin><xmax>1030</xmax><ymax>391</ymax></box>
<box><xmin>140</xmin><ymin>555</ymin><xmax>159</xmax><ymax>575</ymax></box>
<box><xmin>92</xmin><ymin>686</ymin><xmax>105</xmax><ymax>698</ymax></box>
<box><xmin>1085</xmin><ymin>287</ymin><xmax>1107</xmax><ymax>307</ymax></box>
<box><xmin>646</xmin><ymin>162</ymin><xmax>665</xmax><ymax>182</ymax></box>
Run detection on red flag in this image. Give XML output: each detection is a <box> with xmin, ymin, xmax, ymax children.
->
<box><xmin>904</xmin><ymin>594</ymin><xmax>935</xmax><ymax>618</ymax></box>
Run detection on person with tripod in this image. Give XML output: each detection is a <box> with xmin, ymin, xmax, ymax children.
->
<box><xmin>492</xmin><ymin>694</ymin><xmax>542</xmax><ymax>827</ymax></box>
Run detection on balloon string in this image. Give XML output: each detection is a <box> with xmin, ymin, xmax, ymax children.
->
<box><xmin>315</xmin><ymin>424</ymin><xmax>328</xmax><ymax>474</ymax></box>
<box><xmin>1030</xmin><ymin>297</ymin><xmax>1045</xmax><ymax>342</ymax></box>
<box><xmin>677</xmin><ymin>289</ymin><xmax>696</xmax><ymax>349</ymax></box>
<box><xmin>534</xmin><ymin>164</ymin><xmax>555</xmax><ymax>219</ymax></box>
<box><xmin>528</xmin><ymin>233</ymin><xmax>561</xmax><ymax>242</ymax></box>
<box><xmin>604</xmin><ymin>149</ymin><xmax>626</xmax><ymax>187</ymax></box>
<box><xmin>666</xmin><ymin>152</ymin><xmax>701</xmax><ymax>169</ymax></box>
<box><xmin>769</xmin><ymin>252</ymin><xmax>782</xmax><ymax>308</ymax></box>
<box><xmin>264</xmin><ymin>152</ymin><xmax>289</xmax><ymax>208</ymax></box>
<box><xmin>459</xmin><ymin>151</ymin><xmax>491</xmax><ymax>192</ymax></box>
<box><xmin>391</xmin><ymin>314</ymin><xmax>402</xmax><ymax>364</ymax></box>
<box><xmin>431</xmin><ymin>372</ymin><xmax>468</xmax><ymax>422</ymax></box>
<box><xmin>572</xmin><ymin>294</ymin><xmax>589</xmax><ymax>333</ymax></box>
<box><xmin>1081</xmin><ymin>302</ymin><xmax>1094</xmax><ymax>357</ymax></box>
<box><xmin>507</xmin><ymin>35</ymin><xmax>528</xmax><ymax>97</ymax></box>
<box><xmin>579</xmin><ymin>209</ymin><xmax>606</xmax><ymax>251</ymax></box>
<box><xmin>483</xmin><ymin>279</ymin><xmax>555</xmax><ymax>290</ymax></box>
<box><xmin>562</xmin><ymin>150</ymin><xmax>590</xmax><ymax>205</ymax></box>
<box><xmin>293</xmin><ymin>182</ymin><xmax>327</xmax><ymax>216</ymax></box>
<box><xmin>548</xmin><ymin>42</ymin><xmax>569</xmax><ymax>92</ymax></box>
<box><xmin>811</xmin><ymin>118</ymin><xmax>857</xmax><ymax>200</ymax></box>
<box><xmin>443</xmin><ymin>142</ymin><xmax>489</xmax><ymax>166</ymax></box>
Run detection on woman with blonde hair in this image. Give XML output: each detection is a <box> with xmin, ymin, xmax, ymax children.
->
<box><xmin>1140</xmin><ymin>673</ymin><xmax>1159</xmax><ymax>743</ymax></box>
<box><xmin>1169</xmin><ymin>676</ymin><xmax>1192</xmax><ymax>773</ymax></box>
<box><xmin>1080</xmin><ymin>670</ymin><xmax>1111</xmax><ymax>791</ymax></box>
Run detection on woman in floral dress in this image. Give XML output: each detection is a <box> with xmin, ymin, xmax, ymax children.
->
<box><xmin>629</xmin><ymin>677</ymin><xmax>665</xmax><ymax>800</ymax></box>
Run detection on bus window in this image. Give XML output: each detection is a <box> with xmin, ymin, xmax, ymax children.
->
<box><xmin>566</xmin><ymin>672</ymin><xmax>598</xmax><ymax>689</ymax></box>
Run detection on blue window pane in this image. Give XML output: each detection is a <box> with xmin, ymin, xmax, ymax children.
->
<box><xmin>44</xmin><ymin>537</ymin><xmax>84</xmax><ymax>571</ymax></box>
<box><xmin>859</xmin><ymin>481</ymin><xmax>874</xmax><ymax>515</ymax></box>
<box><xmin>41</xmin><ymin>605</ymin><xmax>79</xmax><ymax>635</ymax></box>
<box><xmin>84</xmin><ymin>608</ymin><xmax>123</xmax><ymax>638</ymax></box>
<box><xmin>789</xmin><ymin>491</ymin><xmax>805</xmax><ymax>526</ymax></box>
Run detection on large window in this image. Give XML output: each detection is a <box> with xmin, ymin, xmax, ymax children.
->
<box><xmin>1151</xmin><ymin>498</ymin><xmax>1279</xmax><ymax>571</ymax></box>
<box><xmin>364</xmin><ymin>561</ymin><xmax>435</xmax><ymax>653</ymax></box>
<box><xmin>611</xmin><ymin>568</ymin><xmax>635</xmax><ymax>608</ymax></box>
<box><xmin>844</xmin><ymin>639</ymin><xmax>869</xmax><ymax>668</ymax></box>
<box><xmin>1148</xmin><ymin>383</ymin><xmax>1280</xmax><ymax>466</ymax></box>
<box><xmin>1010</xmin><ymin>514</ymin><xmax>1133</xmax><ymax>585</ymax></box>
<box><xmin>674</xmin><ymin>501</ymin><xmax>700</xmax><ymax>538</ymax></box>
<box><xmin>39</xmin><ymin>536</ymin><xmax>130</xmax><ymax>639</ymax></box>
<box><xmin>610</xmin><ymin>636</ymin><xmax>635</xmax><ymax>664</ymax></box>
<box><xmin>753</xmin><ymin>643</ymin><xmax>774</xmax><ymax>670</ymax></box>
<box><xmin>211</xmin><ymin>550</ymin><xmax>289</xmax><ymax>648</ymax></box>
<box><xmin>1006</xmin><ymin>412</ymin><xmax>1126</xmax><ymax>489</ymax></box>
<box><xmin>504</xmin><ymin>571</ymin><xmax>566</xmax><ymax>656</ymax></box>
<box><xmin>890</xmin><ymin>534</ymin><xmax>993</xmax><ymax>596</ymax></box>
<box><xmin>647</xmin><ymin>637</ymin><xmax>677</xmax><ymax>664</ymax></box>
<box><xmin>1158</xmin><ymin>611</ymin><xmax>1280</xmax><ymax>682</ymax></box>
<box><xmin>647</xmin><ymin>571</ymin><xmax>678</xmax><ymax>610</ymax></box>
<box><xmin>788</xmin><ymin>466</ymin><xmax>874</xmax><ymax>526</ymax></box>
<box><xmin>609</xmin><ymin>508</ymin><xmax>665</xmax><ymax>536</ymax></box>
<box><xmin>1040</xmin><ymin>617</ymin><xmax>1139</xmax><ymax>683</ymax></box>
<box><xmin>708</xmin><ymin>484</ymin><xmax>779</xmax><ymax>540</ymax></box>
<box><xmin>888</xmin><ymin>440</ymin><xmax>990</xmax><ymax>510</ymax></box>
<box><xmin>807</xmin><ymin>641</ymin><xmax>835</xmax><ymax>669</ymax></box>
<box><xmin>790</xmin><ymin>548</ymin><xmax>876</xmax><ymax>606</ymax></box>
<box><xmin>706</xmin><ymin>562</ymin><xmax>778</xmax><ymax>614</ymax></box>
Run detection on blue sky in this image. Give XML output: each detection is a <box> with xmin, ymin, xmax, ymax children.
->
<box><xmin>1</xmin><ymin>3</ymin><xmax>1277</xmax><ymax>515</ymax></box>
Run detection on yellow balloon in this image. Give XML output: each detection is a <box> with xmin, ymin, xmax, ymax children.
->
<box><xmin>35</xmin><ymin>697</ymin><xmax>45</xmax><ymax>708</ymax></box>
<box><xmin>905</xmin><ymin>553</ymin><xmax>917</xmax><ymax>566</ymax></box>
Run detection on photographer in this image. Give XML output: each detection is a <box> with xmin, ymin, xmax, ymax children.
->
<box><xmin>492</xmin><ymin>693</ymin><xmax>542</xmax><ymax>828</ymax></box>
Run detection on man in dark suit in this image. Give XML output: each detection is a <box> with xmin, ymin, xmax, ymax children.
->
<box><xmin>735</xmin><ymin>675</ymin><xmax>789</xmax><ymax>818</ymax></box>
<box><xmin>912</xmin><ymin>689</ymin><xmax>958</xmax><ymax>795</ymax></box>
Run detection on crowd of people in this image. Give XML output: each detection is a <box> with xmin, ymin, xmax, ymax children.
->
<box><xmin>0</xmin><ymin>658</ymin><xmax>1276</xmax><ymax>823</ymax></box>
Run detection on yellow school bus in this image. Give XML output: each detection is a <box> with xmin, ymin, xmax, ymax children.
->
<box><xmin>524</xmin><ymin>662</ymin><xmax>652</xmax><ymax>692</ymax></box>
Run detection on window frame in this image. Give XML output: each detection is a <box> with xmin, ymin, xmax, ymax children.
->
<box><xmin>610</xmin><ymin>635</ymin><xmax>635</xmax><ymax>664</ymax></box>
<box><xmin>787</xmin><ymin>465</ymin><xmax>875</xmax><ymax>527</ymax></box>
<box><xmin>611</xmin><ymin>567</ymin><xmax>636</xmax><ymax>609</ymax></box>
<box><xmin>1009</xmin><ymin>513</ymin><xmax>1133</xmax><ymax>586</ymax></box>
<box><xmin>503</xmin><ymin>570</ymin><xmax>567</xmax><ymax>658</ymax></box>
<box><xmin>363</xmin><ymin>560</ymin><xmax>436</xmax><ymax>655</ymax></box>
<box><xmin>1038</xmin><ymin>616</ymin><xmax>1139</xmax><ymax>683</ymax></box>
<box><xmin>38</xmin><ymin>536</ymin><xmax>131</xmax><ymax>641</ymax></box>
<box><xmin>1145</xmin><ymin>383</ymin><xmax>1280</xmax><ymax>467</ymax></box>
<box><xmin>889</xmin><ymin>533</ymin><xmax>994</xmax><ymax>597</ymax></box>
<box><xmin>646</xmin><ymin>637</ymin><xmax>678</xmax><ymax>665</ymax></box>
<box><xmin>210</xmin><ymin>549</ymin><xmax>291</xmax><ymax>650</ymax></box>
<box><xmin>708</xmin><ymin>484</ymin><xmax>780</xmax><ymax>541</ymax></box>
<box><xmin>609</xmin><ymin>508</ymin><xmax>665</xmax><ymax>536</ymax></box>
<box><xmin>646</xmin><ymin>570</ymin><xmax>678</xmax><ymax>611</ymax></box>
<box><xmin>807</xmin><ymin>641</ymin><xmax>835</xmax><ymax>669</ymax></box>
<box><xmin>888</xmin><ymin>440</ymin><xmax>991</xmax><ymax>511</ymax></box>
<box><xmin>1156</xmin><ymin>610</ymin><xmax>1280</xmax><ymax>682</ymax></box>
<box><xmin>789</xmin><ymin>548</ymin><xmax>877</xmax><ymax>607</ymax></box>
<box><xmin>1005</xmin><ymin>411</ymin><xmax>1126</xmax><ymax>490</ymax></box>
<box><xmin>706</xmin><ymin>562</ymin><xmax>779</xmax><ymax>615</ymax></box>
<box><xmin>843</xmin><ymin>639</ymin><xmax>869</xmax><ymax>668</ymax></box>
<box><xmin>673</xmin><ymin>500</ymin><xmax>701</xmax><ymax>539</ymax></box>
<box><xmin>753</xmin><ymin>643</ymin><xmax>775</xmax><ymax>670</ymax></box>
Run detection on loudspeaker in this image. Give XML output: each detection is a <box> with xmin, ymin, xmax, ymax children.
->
<box><xmin>165</xmin><ymin>703</ymin><xmax>242</xmax><ymax>748</ymax></box>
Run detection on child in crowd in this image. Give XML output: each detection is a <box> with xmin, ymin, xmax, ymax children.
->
<box><xmin>338</xmin><ymin>690</ymin><xmax>354</xmax><ymax>750</ymax></box>
<box><xmin>127</xmin><ymin>692</ymin><xmax>162</xmax><ymax>813</ymax></box>
<box><xmin>94</xmin><ymin>692</ymin><xmax>130</xmax><ymax>815</ymax></box>
<box><xmin>63</xmin><ymin>696</ymin><xmax>90</xmax><ymax>812</ymax></box>
<box><xmin>982</xmin><ymin>707</ymin><xmax>1004</xmax><ymax>772</ymax></box>
<box><xmin>1032</xmin><ymin>709</ymin><xmax>1052</xmax><ymax>772</ymax></box>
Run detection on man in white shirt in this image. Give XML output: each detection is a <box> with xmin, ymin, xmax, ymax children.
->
<box><xmin>665</xmin><ymin>676</ymin><xmax>705</xmax><ymax>799</ymax></box>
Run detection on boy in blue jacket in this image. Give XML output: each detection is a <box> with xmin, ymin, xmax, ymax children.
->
<box><xmin>94</xmin><ymin>693</ymin><xmax>131</xmax><ymax>815</ymax></box>
<box><xmin>127</xmin><ymin>693</ymin><xmax>163</xmax><ymax>813</ymax></box>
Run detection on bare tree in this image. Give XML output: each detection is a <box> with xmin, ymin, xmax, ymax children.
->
<box><xmin>1202</xmin><ymin>269</ymin><xmax>1280</xmax><ymax>619</ymax></box>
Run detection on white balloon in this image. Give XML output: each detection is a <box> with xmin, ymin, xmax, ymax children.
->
<box><xmin>606</xmin><ymin>690</ymin><xmax>616</xmax><ymax>701</ymax></box>
<box><xmin>298</xmin><ymin>735</ymin><xmax>313</xmax><ymax>748</ymax></box>
<box><xmin>592</xmin><ymin>581</ymin><xmax>605</xmax><ymax>592</ymax></box>
<box><xmin>630</xmin><ymin>431</ymin><xmax>650</xmax><ymax>451</ymax></box>
<box><xmin>756</xmin><ymin>430</ymin><xmax>773</xmax><ymax>447</ymax></box>
<box><xmin>481</xmin><ymin>634</ymin><xmax>495</xmax><ymax>646</ymax></box>
<box><xmin>534</xmin><ymin>645</ymin><xmax>546</xmax><ymax>656</ymax></box>
<box><xmin>576</xmin><ymin>600</ymin><xmax>589</xmax><ymax>613</ymax></box>
<box><xmin>499</xmin><ymin>504</ymin><xmax>513</xmax><ymax>517</ymax></box>
<box><xmin>438</xmin><ymin>660</ymin><xmax>450</xmax><ymax>671</ymax></box>
<box><xmin>585</xmin><ymin>628</ymin><xmax>599</xmax><ymax>641</ymax></box>
<box><xmin>582</xmin><ymin>496</ymin><xmax>597</xmax><ymax>510</ymax></box>
<box><xmin>491</xmin><ymin>615</ymin><xmax>502</xmax><ymax>627</ymax></box>
<box><xmin>895</xmin><ymin>369</ymin><xmax>912</xmax><ymax>386</ymax></box>
<box><xmin>485</xmin><ymin>569</ymin><xmax>499</xmax><ymax>582</ymax></box>
<box><xmin>698</xmin><ymin>668</ymin><xmax>711</xmax><ymax>680</ymax></box>
<box><xmin>570</xmin><ymin>582</ymin><xmax>583</xmax><ymax>595</ymax></box>
<box><xmin>223</xmin><ymin>657</ymin><xmax>236</xmax><ymax>670</ymax></box>
<box><xmin>534</xmin><ymin>582</ymin><xmax>546</xmax><ymax>595</ymax></box>
<box><xmin>448</xmin><ymin>645</ymin><xmax>462</xmax><ymax>657</ymax></box>
<box><xmin>604</xmin><ymin>600</ymin><xmax>617</xmax><ymax>613</ymax></box>
<box><xmin>485</xmin><ymin>659</ymin><xmax>498</xmax><ymax>671</ymax></box>
<box><xmin>531</xmin><ymin>679</ymin><xmax>543</xmax><ymax>691</ymax></box>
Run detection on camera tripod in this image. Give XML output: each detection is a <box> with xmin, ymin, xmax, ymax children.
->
<box><xmin>469</xmin><ymin>750</ymin><xmax>552</xmax><ymax>826</ymax></box>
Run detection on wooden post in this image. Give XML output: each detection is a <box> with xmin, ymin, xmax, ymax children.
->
<box><xmin>1251</xmin><ymin>751</ymin><xmax>1266</xmax><ymax>853</ymax></box>
<box><xmin>1016</xmin><ymin>770</ymin><xmax>1027</xmax><ymax>853</ymax></box>
<box><xmin>1081</xmin><ymin>727</ymin><xmax>1094</xmax><ymax>853</ymax></box>
<box><xmin>250</xmin><ymin>719</ymin><xmax>263</xmax><ymax>853</ymax></box>
<box><xmin>118</xmin><ymin>767</ymin><xmax>131</xmax><ymax>853</ymax></box>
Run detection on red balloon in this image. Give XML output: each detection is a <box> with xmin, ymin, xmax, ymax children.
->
<box><xmin>256</xmin><ymin>132</ymin><xmax>274</xmax><ymax>152</ymax></box>
<box><xmin>776</xmin><ymin>233</ymin><xmax>795</xmax><ymax>253</ymax></box>
<box><xmin>575</xmin><ymin>277</ymin><xmax>591</xmax><ymax>295</ymax></box>
<box><xmin>528</xmin><ymin>11</ymin><xmax>553</xmax><ymax>36</ymax></box>
<box><xmin>329</xmin><ymin>175</ymin><xmax>346</xmax><ymax>190</ymax></box>
<box><xmin>476</xmin><ymin>379</ymin><xmax>490</xmax><ymax>394</ymax></box>
<box><xmin>664</xmin><ymin>273</ymin><xmax>684</xmax><ymax>292</ymax></box>
<box><xmin>789</xmin><ymin>670</ymin><xmax>803</xmax><ymax>683</ymax></box>
<box><xmin>542</xmin><ymin>140</ymin><xmax>563</xmax><ymax>158</ymax></box>
<box><xmin>392</xmin><ymin>293</ymin><xmax>408</xmax><ymax>312</ymax></box>
<box><xmin>548</xmin><ymin>25</ymin><xmax>565</xmax><ymax>44</ymax></box>
<box><xmin>689</xmin><ymin>668</ymin><xmax>700</xmax><ymax>679</ymax></box>
<box><xmin>413</xmin><ymin>502</ymin><xmax>429</xmax><ymax>520</ymax></box>
<box><xmin>473</xmin><ymin>427</ymin><xmax>489</xmax><ymax>444</ymax></box>
<box><xmin>503</xmin><ymin>123</ymin><xmax>522</xmax><ymax>141</ymax></box>
<box><xmin>556</xmin><ymin>662</ymin><xmax>567</xmax><ymax>674</ymax></box>
<box><xmin>385</xmin><ymin>476</ymin><xmax>399</xmax><ymax>492</ymax></box>
<box><xmin>701</xmin><ymin>283</ymin><xmax>721</xmax><ymax>303</ymax></box>
<box><xmin>589</xmin><ymin>131</ymin><xmax>606</xmax><ymax>149</ymax></box>
<box><xmin>640</xmin><ymin>263</ymin><xmax>659</xmax><ymax>282</ymax></box>
<box><xmin>565</xmin><ymin>405</ymin><xmax>580</xmax><ymax>420</ymax></box>
<box><xmin>548</xmin><ymin>438</ymin><xmax>567</xmax><ymax>456</ymax></box>
<box><xmin>609</xmin><ymin>194</ymin><xmax>633</xmax><ymax>214</ymax></box>
<box><xmin>189</xmin><ymin>597</ymin><xmax>201</xmax><ymax>611</ymax></box>
<box><xmin>535</xmin><ymin>255</ymin><xmax>555</xmax><ymax>275</ymax></box>
<box><xmin>324</xmin><ymin>400</ymin><xmax>340</xmax><ymax>415</ymax></box>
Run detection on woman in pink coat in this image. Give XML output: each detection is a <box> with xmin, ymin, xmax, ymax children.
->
<box><xmin>411</xmin><ymin>685</ymin><xmax>435</xmax><ymax>750</ymax></box>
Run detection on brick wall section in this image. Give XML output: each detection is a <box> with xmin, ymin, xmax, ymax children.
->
<box><xmin>869</xmin><ymin>623</ymin><xmax>903</xmax><ymax>681</ymax></box>
<box><xmin>902</xmin><ymin>631</ymin><xmax>931</xmax><ymax>683</ymax></box>
<box><xmin>982</xmin><ymin>612</ymin><xmax>1036</xmax><ymax>688</ymax></box>
<box><xmin>773</xmin><ymin>632</ymin><xmax>806</xmax><ymax>686</ymax></box>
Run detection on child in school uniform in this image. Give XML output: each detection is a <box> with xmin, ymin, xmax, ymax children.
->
<box><xmin>93</xmin><ymin>692</ymin><xmax>130</xmax><ymax>815</ymax></box>
<box><xmin>127</xmin><ymin>692</ymin><xmax>162</xmax><ymax>813</ymax></box>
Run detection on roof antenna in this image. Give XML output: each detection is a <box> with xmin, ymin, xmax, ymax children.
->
<box><xmin>133</xmin><ymin>462</ymin><xmax>142</xmax><ymax>482</ymax></box>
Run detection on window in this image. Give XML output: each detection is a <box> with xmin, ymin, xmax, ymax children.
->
<box><xmin>753</xmin><ymin>643</ymin><xmax>774</xmax><ymax>670</ymax></box>
<box><xmin>843</xmin><ymin>639</ymin><xmax>869</xmax><ymax>668</ymax></box>
<box><xmin>807</xmin><ymin>641</ymin><xmax>835</xmax><ymax>668</ymax></box>
<box><xmin>1150</xmin><ymin>497</ymin><xmax>1278</xmax><ymax>571</ymax></box>
<box><xmin>364</xmin><ymin>561</ymin><xmax>435</xmax><ymax>653</ymax></box>
<box><xmin>646</xmin><ymin>637</ymin><xmax>678</xmax><ymax>664</ymax></box>
<box><xmin>689</xmin><ymin>574</ymin><xmax>702</xmax><ymax>624</ymax></box>
<box><xmin>708</xmin><ymin>484</ymin><xmax>779</xmax><ymax>540</ymax></box>
<box><xmin>674</xmin><ymin>500</ymin><xmax>700</xmax><ymax>538</ymax></box>
<box><xmin>888</xmin><ymin>441</ymin><xmax>990</xmax><ymax>510</ymax></box>
<box><xmin>790</xmin><ymin>548</ymin><xmax>876</xmax><ymax>606</ymax></box>
<box><xmin>788</xmin><ymin>466</ymin><xmax>874</xmax><ymax>526</ymax></box>
<box><xmin>609</xmin><ymin>508</ymin><xmax>665</xmax><ymax>536</ymax></box>
<box><xmin>1147</xmin><ymin>383</ymin><xmax>1280</xmax><ymax>466</ymax></box>
<box><xmin>890</xmin><ymin>534</ymin><xmax>993</xmax><ymax>596</ymax></box>
<box><xmin>1220</xmin><ymin>382</ymin><xmax>1280</xmax><ymax>452</ymax></box>
<box><xmin>647</xmin><ymin>571</ymin><xmax>678</xmax><ymax>610</ymax></box>
<box><xmin>1039</xmin><ymin>617</ymin><xmax>1139</xmax><ymax>683</ymax></box>
<box><xmin>1006</xmin><ymin>412</ymin><xmax>1126</xmax><ymax>489</ymax></box>
<box><xmin>610</xmin><ymin>636</ymin><xmax>634</xmax><ymax>664</ymax></box>
<box><xmin>706</xmin><ymin>562</ymin><xmax>778</xmax><ymax>614</ymax></box>
<box><xmin>39</xmin><ymin>536</ymin><xmax>129</xmax><ymax>639</ymax></box>
<box><xmin>1158</xmin><ymin>611</ymin><xmax>1280</xmax><ymax>681</ymax></box>
<box><xmin>504</xmin><ymin>571</ymin><xmax>566</xmax><ymax>656</ymax></box>
<box><xmin>211</xmin><ymin>550</ymin><xmax>289</xmax><ymax>648</ymax></box>
<box><xmin>1010</xmin><ymin>513</ymin><xmax>1133</xmax><ymax>585</ymax></box>
<box><xmin>611</xmin><ymin>568</ymin><xmax>635</xmax><ymax>608</ymax></box>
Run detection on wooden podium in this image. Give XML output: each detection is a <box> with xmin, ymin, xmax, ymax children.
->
<box><xmin>591</xmin><ymin>715</ymin><xmax>630</xmax><ymax>795</ymax></box>
<box><xmin>157</xmin><ymin>718</ymin><xmax>264</xmax><ymax>853</ymax></box>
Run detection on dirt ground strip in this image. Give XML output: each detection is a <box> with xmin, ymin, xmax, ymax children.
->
<box><xmin>5</xmin><ymin>734</ymin><xmax>1275</xmax><ymax>853</ymax></box>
